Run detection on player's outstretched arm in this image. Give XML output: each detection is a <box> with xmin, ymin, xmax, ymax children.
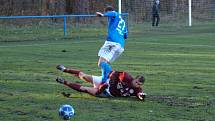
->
<box><xmin>96</xmin><ymin>11</ymin><xmax>117</xmax><ymax>17</ymax></box>
<box><xmin>96</xmin><ymin>12</ymin><xmax>104</xmax><ymax>17</ymax></box>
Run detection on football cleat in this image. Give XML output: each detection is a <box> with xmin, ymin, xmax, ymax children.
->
<box><xmin>56</xmin><ymin>77</ymin><xmax>65</xmax><ymax>84</ymax></box>
<box><xmin>56</xmin><ymin>65</ymin><xmax>66</xmax><ymax>71</ymax></box>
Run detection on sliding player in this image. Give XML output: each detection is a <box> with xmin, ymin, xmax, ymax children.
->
<box><xmin>56</xmin><ymin>65</ymin><xmax>146</xmax><ymax>101</ymax></box>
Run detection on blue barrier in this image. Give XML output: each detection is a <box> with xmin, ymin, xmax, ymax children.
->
<box><xmin>0</xmin><ymin>13</ymin><xmax>128</xmax><ymax>36</ymax></box>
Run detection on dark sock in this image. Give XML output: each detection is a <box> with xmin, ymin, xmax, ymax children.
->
<box><xmin>65</xmin><ymin>83</ymin><xmax>87</xmax><ymax>93</ymax></box>
<box><xmin>64</xmin><ymin>69</ymin><xmax>80</xmax><ymax>77</ymax></box>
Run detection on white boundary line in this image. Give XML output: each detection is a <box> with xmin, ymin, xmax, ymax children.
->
<box><xmin>132</xmin><ymin>42</ymin><xmax>215</xmax><ymax>48</ymax></box>
<box><xmin>0</xmin><ymin>41</ymin><xmax>214</xmax><ymax>48</ymax></box>
<box><xmin>0</xmin><ymin>40</ymin><xmax>96</xmax><ymax>48</ymax></box>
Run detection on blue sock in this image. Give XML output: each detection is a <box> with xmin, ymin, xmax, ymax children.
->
<box><xmin>100</xmin><ymin>62</ymin><xmax>112</xmax><ymax>83</ymax></box>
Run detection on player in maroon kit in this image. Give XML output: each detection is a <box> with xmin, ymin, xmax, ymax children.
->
<box><xmin>56</xmin><ymin>65</ymin><xmax>146</xmax><ymax>101</ymax></box>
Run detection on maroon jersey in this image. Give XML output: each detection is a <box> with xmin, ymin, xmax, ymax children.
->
<box><xmin>108</xmin><ymin>71</ymin><xmax>142</xmax><ymax>97</ymax></box>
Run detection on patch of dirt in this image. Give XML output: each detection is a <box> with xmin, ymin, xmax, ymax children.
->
<box><xmin>0</xmin><ymin>91</ymin><xmax>14</xmax><ymax>96</ymax></box>
<box><xmin>0</xmin><ymin>98</ymin><xmax>6</xmax><ymax>101</ymax></box>
<box><xmin>13</xmin><ymin>110</ymin><xmax>29</xmax><ymax>115</ymax></box>
<box><xmin>192</xmin><ymin>86</ymin><xmax>203</xmax><ymax>89</ymax></box>
<box><xmin>147</xmin><ymin>95</ymin><xmax>213</xmax><ymax>108</ymax></box>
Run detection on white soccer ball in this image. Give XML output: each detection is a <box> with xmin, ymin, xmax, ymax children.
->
<box><xmin>59</xmin><ymin>104</ymin><xmax>75</xmax><ymax>120</ymax></box>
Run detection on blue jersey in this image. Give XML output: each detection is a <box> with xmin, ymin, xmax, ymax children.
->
<box><xmin>104</xmin><ymin>11</ymin><xmax>128</xmax><ymax>48</ymax></box>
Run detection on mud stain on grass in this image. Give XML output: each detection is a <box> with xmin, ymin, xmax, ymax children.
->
<box><xmin>147</xmin><ymin>95</ymin><xmax>214</xmax><ymax>108</ymax></box>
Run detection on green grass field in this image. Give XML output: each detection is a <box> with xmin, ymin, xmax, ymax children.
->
<box><xmin>0</xmin><ymin>22</ymin><xmax>215</xmax><ymax>121</ymax></box>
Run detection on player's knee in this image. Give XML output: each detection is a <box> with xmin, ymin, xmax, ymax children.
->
<box><xmin>97</xmin><ymin>62</ymin><xmax>101</xmax><ymax>67</ymax></box>
<box><xmin>80</xmin><ymin>86</ymin><xmax>88</xmax><ymax>93</ymax></box>
<box><xmin>98</xmin><ymin>59</ymin><xmax>103</xmax><ymax>67</ymax></box>
<box><xmin>79</xmin><ymin>72</ymin><xmax>91</xmax><ymax>80</ymax></box>
<box><xmin>98</xmin><ymin>57</ymin><xmax>109</xmax><ymax>67</ymax></box>
<box><xmin>79</xmin><ymin>72</ymin><xmax>93</xmax><ymax>83</ymax></box>
<box><xmin>98</xmin><ymin>61</ymin><xmax>104</xmax><ymax>67</ymax></box>
<box><xmin>79</xmin><ymin>72</ymin><xmax>85</xmax><ymax>78</ymax></box>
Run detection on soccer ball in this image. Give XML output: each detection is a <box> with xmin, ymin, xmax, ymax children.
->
<box><xmin>59</xmin><ymin>104</ymin><xmax>75</xmax><ymax>120</ymax></box>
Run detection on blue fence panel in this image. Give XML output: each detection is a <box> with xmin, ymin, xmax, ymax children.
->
<box><xmin>0</xmin><ymin>13</ymin><xmax>128</xmax><ymax>37</ymax></box>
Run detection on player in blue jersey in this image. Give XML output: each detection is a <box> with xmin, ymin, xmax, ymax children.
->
<box><xmin>96</xmin><ymin>6</ymin><xmax>128</xmax><ymax>86</ymax></box>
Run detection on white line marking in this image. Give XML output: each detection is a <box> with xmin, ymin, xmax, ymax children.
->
<box><xmin>131</xmin><ymin>42</ymin><xmax>215</xmax><ymax>48</ymax></box>
<box><xmin>0</xmin><ymin>41</ymin><xmax>214</xmax><ymax>48</ymax></box>
<box><xmin>0</xmin><ymin>40</ymin><xmax>97</xmax><ymax>48</ymax></box>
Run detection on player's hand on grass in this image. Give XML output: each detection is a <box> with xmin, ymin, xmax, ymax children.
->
<box><xmin>96</xmin><ymin>12</ymin><xmax>104</xmax><ymax>17</ymax></box>
<box><xmin>137</xmin><ymin>92</ymin><xmax>147</xmax><ymax>101</ymax></box>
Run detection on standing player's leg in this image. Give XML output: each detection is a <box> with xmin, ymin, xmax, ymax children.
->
<box><xmin>99</xmin><ymin>61</ymin><xmax>112</xmax><ymax>84</ymax></box>
<box><xmin>152</xmin><ymin>14</ymin><xmax>156</xmax><ymax>26</ymax></box>
<box><xmin>97</xmin><ymin>43</ymin><xmax>113</xmax><ymax>84</ymax></box>
<box><xmin>97</xmin><ymin>42</ymin><xmax>123</xmax><ymax>83</ymax></box>
<box><xmin>156</xmin><ymin>14</ymin><xmax>160</xmax><ymax>26</ymax></box>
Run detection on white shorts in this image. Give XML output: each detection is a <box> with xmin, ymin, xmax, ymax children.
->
<box><xmin>92</xmin><ymin>75</ymin><xmax>113</xmax><ymax>97</ymax></box>
<box><xmin>98</xmin><ymin>41</ymin><xmax>124</xmax><ymax>63</ymax></box>
<box><xmin>92</xmin><ymin>76</ymin><xmax>103</xmax><ymax>88</ymax></box>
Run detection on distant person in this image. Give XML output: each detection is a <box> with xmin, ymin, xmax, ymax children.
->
<box><xmin>95</xmin><ymin>6</ymin><xmax>128</xmax><ymax>87</ymax></box>
<box><xmin>56</xmin><ymin>65</ymin><xmax>146</xmax><ymax>101</ymax></box>
<box><xmin>152</xmin><ymin>0</ymin><xmax>160</xmax><ymax>26</ymax></box>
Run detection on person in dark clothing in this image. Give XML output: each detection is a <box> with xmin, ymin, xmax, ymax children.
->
<box><xmin>152</xmin><ymin>0</ymin><xmax>160</xmax><ymax>26</ymax></box>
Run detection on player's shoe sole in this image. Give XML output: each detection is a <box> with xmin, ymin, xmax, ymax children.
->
<box><xmin>56</xmin><ymin>65</ymin><xmax>66</xmax><ymax>71</ymax></box>
<box><xmin>56</xmin><ymin>77</ymin><xmax>65</xmax><ymax>84</ymax></box>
